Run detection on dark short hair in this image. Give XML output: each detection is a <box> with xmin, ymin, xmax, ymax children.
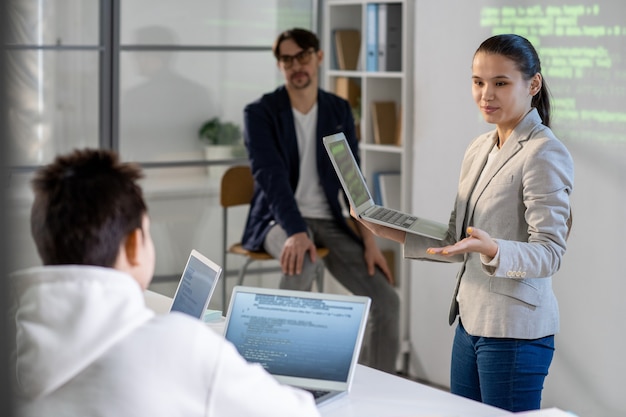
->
<box><xmin>273</xmin><ymin>28</ymin><xmax>320</xmax><ymax>60</ymax></box>
<box><xmin>475</xmin><ymin>34</ymin><xmax>552</xmax><ymax>127</ymax></box>
<box><xmin>30</xmin><ymin>148</ymin><xmax>147</xmax><ymax>267</ymax></box>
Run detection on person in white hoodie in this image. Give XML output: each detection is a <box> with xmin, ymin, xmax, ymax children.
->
<box><xmin>10</xmin><ymin>148</ymin><xmax>320</xmax><ymax>417</ymax></box>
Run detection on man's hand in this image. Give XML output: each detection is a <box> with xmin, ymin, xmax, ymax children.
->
<box><xmin>280</xmin><ymin>232</ymin><xmax>317</xmax><ymax>275</ymax></box>
<box><xmin>363</xmin><ymin>243</ymin><xmax>394</xmax><ymax>285</ymax></box>
<box><xmin>355</xmin><ymin>217</ymin><xmax>395</xmax><ymax>285</ymax></box>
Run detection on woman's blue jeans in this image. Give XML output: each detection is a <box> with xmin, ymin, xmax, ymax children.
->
<box><xmin>450</xmin><ymin>321</ymin><xmax>554</xmax><ymax>412</ymax></box>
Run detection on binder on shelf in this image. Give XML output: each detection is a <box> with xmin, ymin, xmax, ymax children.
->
<box><xmin>379</xmin><ymin>3</ymin><xmax>402</xmax><ymax>71</ymax></box>
<box><xmin>371</xmin><ymin>101</ymin><xmax>397</xmax><ymax>145</ymax></box>
<box><xmin>335</xmin><ymin>77</ymin><xmax>361</xmax><ymax>108</ymax></box>
<box><xmin>377</xmin><ymin>4</ymin><xmax>387</xmax><ymax>71</ymax></box>
<box><xmin>366</xmin><ymin>3</ymin><xmax>378</xmax><ymax>71</ymax></box>
<box><xmin>372</xmin><ymin>171</ymin><xmax>384</xmax><ymax>205</ymax></box>
<box><xmin>372</xmin><ymin>170</ymin><xmax>400</xmax><ymax>207</ymax></box>
<box><xmin>334</xmin><ymin>29</ymin><xmax>360</xmax><ymax>70</ymax></box>
<box><xmin>379</xmin><ymin>171</ymin><xmax>401</xmax><ymax>209</ymax></box>
<box><xmin>395</xmin><ymin>105</ymin><xmax>403</xmax><ymax>146</ymax></box>
<box><xmin>335</xmin><ymin>77</ymin><xmax>362</xmax><ymax>141</ymax></box>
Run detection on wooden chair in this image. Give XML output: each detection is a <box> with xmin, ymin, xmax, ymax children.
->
<box><xmin>220</xmin><ymin>165</ymin><xmax>329</xmax><ymax>311</ymax></box>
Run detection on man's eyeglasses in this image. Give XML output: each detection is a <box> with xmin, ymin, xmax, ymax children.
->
<box><xmin>278</xmin><ymin>49</ymin><xmax>315</xmax><ymax>68</ymax></box>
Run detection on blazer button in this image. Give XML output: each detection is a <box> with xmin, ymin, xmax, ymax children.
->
<box><xmin>521</xmin><ymin>272</ymin><xmax>527</xmax><ymax>278</ymax></box>
<box><xmin>515</xmin><ymin>271</ymin><xmax>522</xmax><ymax>277</ymax></box>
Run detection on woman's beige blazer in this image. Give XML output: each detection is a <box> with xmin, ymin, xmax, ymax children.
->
<box><xmin>405</xmin><ymin>109</ymin><xmax>574</xmax><ymax>339</ymax></box>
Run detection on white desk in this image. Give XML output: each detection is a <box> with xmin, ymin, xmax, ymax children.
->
<box><xmin>144</xmin><ymin>290</ymin><xmax>509</xmax><ymax>417</ymax></box>
<box><xmin>144</xmin><ymin>289</ymin><xmax>174</xmax><ymax>313</ymax></box>
<box><xmin>319</xmin><ymin>365</ymin><xmax>509</xmax><ymax>417</ymax></box>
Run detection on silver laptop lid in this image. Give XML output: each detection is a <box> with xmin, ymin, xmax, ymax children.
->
<box><xmin>323</xmin><ymin>132</ymin><xmax>448</xmax><ymax>240</ymax></box>
<box><xmin>323</xmin><ymin>132</ymin><xmax>376</xmax><ymax>216</ymax></box>
<box><xmin>224</xmin><ymin>286</ymin><xmax>371</xmax><ymax>392</ymax></box>
<box><xmin>170</xmin><ymin>249</ymin><xmax>222</xmax><ymax>319</ymax></box>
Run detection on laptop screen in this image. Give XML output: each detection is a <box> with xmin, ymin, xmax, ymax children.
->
<box><xmin>325</xmin><ymin>134</ymin><xmax>371</xmax><ymax>208</ymax></box>
<box><xmin>170</xmin><ymin>250</ymin><xmax>221</xmax><ymax>319</ymax></box>
<box><xmin>224</xmin><ymin>287</ymin><xmax>370</xmax><ymax>383</ymax></box>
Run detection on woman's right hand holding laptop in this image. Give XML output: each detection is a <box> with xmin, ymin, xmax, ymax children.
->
<box><xmin>350</xmin><ymin>206</ymin><xmax>407</xmax><ymax>244</ymax></box>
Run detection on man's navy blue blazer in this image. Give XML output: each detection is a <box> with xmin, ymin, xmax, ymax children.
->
<box><xmin>241</xmin><ymin>86</ymin><xmax>361</xmax><ymax>251</ymax></box>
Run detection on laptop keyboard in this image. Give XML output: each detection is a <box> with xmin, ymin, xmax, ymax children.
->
<box><xmin>305</xmin><ymin>389</ymin><xmax>331</xmax><ymax>400</ymax></box>
<box><xmin>369</xmin><ymin>207</ymin><xmax>417</xmax><ymax>227</ymax></box>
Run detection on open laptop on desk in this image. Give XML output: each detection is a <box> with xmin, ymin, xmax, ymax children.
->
<box><xmin>169</xmin><ymin>249</ymin><xmax>222</xmax><ymax>320</ymax></box>
<box><xmin>323</xmin><ymin>132</ymin><xmax>448</xmax><ymax>239</ymax></box>
<box><xmin>223</xmin><ymin>286</ymin><xmax>371</xmax><ymax>406</ymax></box>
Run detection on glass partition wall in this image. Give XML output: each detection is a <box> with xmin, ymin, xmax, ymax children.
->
<box><xmin>7</xmin><ymin>0</ymin><xmax>317</xmax><ymax>309</ymax></box>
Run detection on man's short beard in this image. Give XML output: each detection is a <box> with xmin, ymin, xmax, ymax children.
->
<box><xmin>290</xmin><ymin>73</ymin><xmax>312</xmax><ymax>89</ymax></box>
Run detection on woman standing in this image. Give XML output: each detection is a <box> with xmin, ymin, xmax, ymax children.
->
<box><xmin>353</xmin><ymin>34</ymin><xmax>574</xmax><ymax>412</ymax></box>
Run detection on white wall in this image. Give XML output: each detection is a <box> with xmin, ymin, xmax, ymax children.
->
<box><xmin>408</xmin><ymin>1</ymin><xmax>626</xmax><ymax>416</ymax></box>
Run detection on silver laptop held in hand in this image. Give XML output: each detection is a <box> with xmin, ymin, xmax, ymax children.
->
<box><xmin>323</xmin><ymin>132</ymin><xmax>448</xmax><ymax>239</ymax></box>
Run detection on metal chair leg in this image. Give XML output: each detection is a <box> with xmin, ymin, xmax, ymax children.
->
<box><xmin>315</xmin><ymin>261</ymin><xmax>325</xmax><ymax>292</ymax></box>
<box><xmin>236</xmin><ymin>258</ymin><xmax>255</xmax><ymax>286</ymax></box>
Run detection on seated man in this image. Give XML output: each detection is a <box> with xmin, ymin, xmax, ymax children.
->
<box><xmin>9</xmin><ymin>149</ymin><xmax>320</xmax><ymax>417</ymax></box>
<box><xmin>242</xmin><ymin>28</ymin><xmax>400</xmax><ymax>373</ymax></box>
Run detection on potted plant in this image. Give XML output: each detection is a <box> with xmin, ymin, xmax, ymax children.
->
<box><xmin>198</xmin><ymin>117</ymin><xmax>245</xmax><ymax>176</ymax></box>
<box><xmin>198</xmin><ymin>117</ymin><xmax>242</xmax><ymax>146</ymax></box>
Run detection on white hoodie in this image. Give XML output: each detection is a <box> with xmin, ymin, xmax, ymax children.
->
<box><xmin>10</xmin><ymin>265</ymin><xmax>319</xmax><ymax>417</ymax></box>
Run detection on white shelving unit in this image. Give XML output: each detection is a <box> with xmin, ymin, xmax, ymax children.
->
<box><xmin>323</xmin><ymin>0</ymin><xmax>414</xmax><ymax>371</ymax></box>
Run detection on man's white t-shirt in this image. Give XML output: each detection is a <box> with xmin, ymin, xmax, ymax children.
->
<box><xmin>293</xmin><ymin>103</ymin><xmax>332</xmax><ymax>219</ymax></box>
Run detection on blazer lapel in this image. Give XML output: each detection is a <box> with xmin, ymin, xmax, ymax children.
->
<box><xmin>456</xmin><ymin>134</ymin><xmax>495</xmax><ymax>239</ymax></box>
<box><xmin>462</xmin><ymin>111</ymin><xmax>542</xmax><ymax>236</ymax></box>
<box><xmin>276</xmin><ymin>89</ymin><xmax>301</xmax><ymax>188</ymax></box>
<box><xmin>469</xmin><ymin>109</ymin><xmax>544</xmax><ymax>210</ymax></box>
